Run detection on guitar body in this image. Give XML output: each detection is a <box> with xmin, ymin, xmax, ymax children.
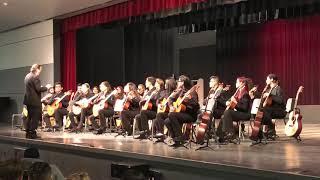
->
<box><xmin>263</xmin><ymin>96</ymin><xmax>272</xmax><ymax>107</ymax></box>
<box><xmin>22</xmin><ymin>107</ymin><xmax>28</xmax><ymax>117</ymax></box>
<box><xmin>49</xmin><ymin>117</ymin><xmax>56</xmax><ymax>127</ymax></box>
<box><xmin>142</xmin><ymin>102</ymin><xmax>152</xmax><ymax>111</ymax></box>
<box><xmin>196</xmin><ymin>112</ymin><xmax>211</xmax><ymax>144</ymax></box>
<box><xmin>226</xmin><ymin>100</ymin><xmax>237</xmax><ymax>110</ymax></box>
<box><xmin>172</xmin><ymin>98</ymin><xmax>186</xmax><ymax>112</ymax></box>
<box><xmin>285</xmin><ymin>111</ymin><xmax>303</xmax><ymax>137</ymax></box>
<box><xmin>92</xmin><ymin>104</ymin><xmax>101</xmax><ymax>117</ymax></box>
<box><xmin>47</xmin><ymin>101</ymin><xmax>62</xmax><ymax>116</ymax></box>
<box><xmin>72</xmin><ymin>105</ymin><xmax>82</xmax><ymax>115</ymax></box>
<box><xmin>249</xmin><ymin>110</ymin><xmax>263</xmax><ymax>141</ymax></box>
<box><xmin>64</xmin><ymin>117</ymin><xmax>71</xmax><ymax>128</ymax></box>
<box><xmin>157</xmin><ymin>98</ymin><xmax>168</xmax><ymax>113</ymax></box>
<box><xmin>79</xmin><ymin>99</ymin><xmax>90</xmax><ymax>109</ymax></box>
<box><xmin>123</xmin><ymin>101</ymin><xmax>130</xmax><ymax>111</ymax></box>
<box><xmin>284</xmin><ymin>86</ymin><xmax>304</xmax><ymax>138</ymax></box>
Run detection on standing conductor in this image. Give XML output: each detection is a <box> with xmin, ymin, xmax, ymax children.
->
<box><xmin>23</xmin><ymin>64</ymin><xmax>51</xmax><ymax>139</ymax></box>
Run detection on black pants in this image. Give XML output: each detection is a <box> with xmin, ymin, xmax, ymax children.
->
<box><xmin>89</xmin><ymin>108</ymin><xmax>114</xmax><ymax>129</ymax></box>
<box><xmin>164</xmin><ymin>112</ymin><xmax>195</xmax><ymax>138</ymax></box>
<box><xmin>135</xmin><ymin>110</ymin><xmax>157</xmax><ymax>132</ymax></box>
<box><xmin>262</xmin><ymin>106</ymin><xmax>286</xmax><ymax>127</ymax></box>
<box><xmin>121</xmin><ymin>110</ymin><xmax>139</xmax><ymax>133</ymax></box>
<box><xmin>26</xmin><ymin>105</ymin><xmax>42</xmax><ymax>132</ymax></box>
<box><xmin>68</xmin><ymin>108</ymin><xmax>92</xmax><ymax>128</ymax></box>
<box><xmin>153</xmin><ymin>112</ymin><xmax>168</xmax><ymax>134</ymax></box>
<box><xmin>54</xmin><ymin>108</ymin><xmax>69</xmax><ymax>127</ymax></box>
<box><xmin>220</xmin><ymin>109</ymin><xmax>251</xmax><ymax>134</ymax></box>
<box><xmin>43</xmin><ymin>113</ymin><xmax>53</xmax><ymax>128</ymax></box>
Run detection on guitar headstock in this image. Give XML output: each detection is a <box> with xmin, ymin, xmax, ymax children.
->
<box><xmin>249</xmin><ymin>85</ymin><xmax>258</xmax><ymax>93</ymax></box>
<box><xmin>223</xmin><ymin>85</ymin><xmax>231</xmax><ymax>91</ymax></box>
<box><xmin>297</xmin><ymin>86</ymin><xmax>304</xmax><ymax>94</ymax></box>
<box><xmin>65</xmin><ymin>90</ymin><xmax>72</xmax><ymax>96</ymax></box>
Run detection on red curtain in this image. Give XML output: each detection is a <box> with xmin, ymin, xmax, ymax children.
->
<box><xmin>217</xmin><ymin>15</ymin><xmax>320</xmax><ymax>105</ymax></box>
<box><xmin>61</xmin><ymin>0</ymin><xmax>205</xmax><ymax>91</ymax></box>
<box><xmin>62</xmin><ymin>31</ymin><xmax>77</xmax><ymax>91</ymax></box>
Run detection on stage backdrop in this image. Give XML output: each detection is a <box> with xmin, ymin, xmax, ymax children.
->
<box><xmin>217</xmin><ymin>15</ymin><xmax>320</xmax><ymax>105</ymax></box>
<box><xmin>76</xmin><ymin>24</ymin><xmax>216</xmax><ymax>87</ymax></box>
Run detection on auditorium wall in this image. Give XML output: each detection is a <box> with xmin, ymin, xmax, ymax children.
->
<box><xmin>0</xmin><ymin>20</ymin><xmax>54</xmax><ymax>121</ymax></box>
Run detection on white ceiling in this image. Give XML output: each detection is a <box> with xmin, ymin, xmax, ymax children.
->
<box><xmin>0</xmin><ymin>0</ymin><xmax>126</xmax><ymax>32</ymax></box>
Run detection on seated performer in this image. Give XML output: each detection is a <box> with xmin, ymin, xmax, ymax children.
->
<box><xmin>120</xmin><ymin>82</ymin><xmax>141</xmax><ymax>135</ymax></box>
<box><xmin>137</xmin><ymin>84</ymin><xmax>146</xmax><ymax>98</ymax></box>
<box><xmin>43</xmin><ymin>82</ymin><xmax>69</xmax><ymax>131</ymax></box>
<box><xmin>217</xmin><ymin>77</ymin><xmax>251</xmax><ymax>143</ymax></box>
<box><xmin>164</xmin><ymin>75</ymin><xmax>200</xmax><ymax>146</ymax></box>
<box><xmin>41</xmin><ymin>87</ymin><xmax>54</xmax><ymax>106</ymax></box>
<box><xmin>198</xmin><ymin>76</ymin><xmax>227</xmax><ymax>122</ymax></box>
<box><xmin>260</xmin><ymin>74</ymin><xmax>286</xmax><ymax>139</ymax></box>
<box><xmin>92</xmin><ymin>86</ymin><xmax>100</xmax><ymax>95</ymax></box>
<box><xmin>153</xmin><ymin>78</ymin><xmax>177</xmax><ymax>139</ymax></box>
<box><xmin>89</xmin><ymin>81</ymin><xmax>116</xmax><ymax>134</ymax></box>
<box><xmin>68</xmin><ymin>83</ymin><xmax>95</xmax><ymax>132</ymax></box>
<box><xmin>135</xmin><ymin>77</ymin><xmax>161</xmax><ymax>139</ymax></box>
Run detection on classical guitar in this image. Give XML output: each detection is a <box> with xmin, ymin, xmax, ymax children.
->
<box><xmin>141</xmin><ymin>90</ymin><xmax>158</xmax><ymax>111</ymax></box>
<box><xmin>46</xmin><ymin>91</ymin><xmax>72</xmax><ymax>116</ymax></box>
<box><xmin>72</xmin><ymin>94</ymin><xmax>99</xmax><ymax>115</ymax></box>
<box><xmin>157</xmin><ymin>91</ymin><xmax>177</xmax><ymax>113</ymax></box>
<box><xmin>171</xmin><ymin>85</ymin><xmax>199</xmax><ymax>113</ymax></box>
<box><xmin>225</xmin><ymin>86</ymin><xmax>240</xmax><ymax>111</ymax></box>
<box><xmin>92</xmin><ymin>90</ymin><xmax>117</xmax><ymax>117</ymax></box>
<box><xmin>285</xmin><ymin>86</ymin><xmax>304</xmax><ymax>139</ymax></box>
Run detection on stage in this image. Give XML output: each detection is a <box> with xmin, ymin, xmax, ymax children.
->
<box><xmin>0</xmin><ymin>122</ymin><xmax>319</xmax><ymax>179</ymax></box>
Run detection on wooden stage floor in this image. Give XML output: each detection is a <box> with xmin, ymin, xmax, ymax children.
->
<box><xmin>0</xmin><ymin>123</ymin><xmax>319</xmax><ymax>179</ymax></box>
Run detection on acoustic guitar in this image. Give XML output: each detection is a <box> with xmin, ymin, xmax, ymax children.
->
<box><xmin>284</xmin><ymin>86</ymin><xmax>304</xmax><ymax>139</ymax></box>
<box><xmin>171</xmin><ymin>85</ymin><xmax>199</xmax><ymax>113</ymax></box>
<box><xmin>72</xmin><ymin>94</ymin><xmax>99</xmax><ymax>115</ymax></box>
<box><xmin>46</xmin><ymin>91</ymin><xmax>72</xmax><ymax>116</ymax></box>
<box><xmin>141</xmin><ymin>90</ymin><xmax>158</xmax><ymax>111</ymax></box>
<box><xmin>157</xmin><ymin>91</ymin><xmax>177</xmax><ymax>113</ymax></box>
<box><xmin>92</xmin><ymin>90</ymin><xmax>117</xmax><ymax>117</ymax></box>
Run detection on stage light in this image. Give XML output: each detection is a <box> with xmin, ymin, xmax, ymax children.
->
<box><xmin>3</xmin><ymin>2</ymin><xmax>8</xmax><ymax>6</ymax></box>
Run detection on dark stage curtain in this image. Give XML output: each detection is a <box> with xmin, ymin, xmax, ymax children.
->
<box><xmin>61</xmin><ymin>0</ymin><xmax>204</xmax><ymax>90</ymax></box>
<box><xmin>124</xmin><ymin>25</ymin><xmax>174</xmax><ymax>83</ymax></box>
<box><xmin>76</xmin><ymin>26</ymin><xmax>125</xmax><ymax>87</ymax></box>
<box><xmin>217</xmin><ymin>15</ymin><xmax>320</xmax><ymax>105</ymax></box>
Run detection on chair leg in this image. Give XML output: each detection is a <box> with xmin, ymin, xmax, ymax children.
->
<box><xmin>62</xmin><ymin>116</ymin><xmax>66</xmax><ymax>132</ymax></box>
<box><xmin>11</xmin><ymin>114</ymin><xmax>14</xmax><ymax>130</ymax></box>
<box><xmin>151</xmin><ymin>119</ymin><xmax>154</xmax><ymax>141</ymax></box>
<box><xmin>132</xmin><ymin>118</ymin><xmax>136</xmax><ymax>139</ymax></box>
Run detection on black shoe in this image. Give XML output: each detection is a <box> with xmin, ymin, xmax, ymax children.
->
<box><xmin>173</xmin><ymin>136</ymin><xmax>183</xmax><ymax>142</ymax></box>
<box><xmin>154</xmin><ymin>133</ymin><xmax>164</xmax><ymax>139</ymax></box>
<box><xmin>134</xmin><ymin>133</ymin><xmax>147</xmax><ymax>139</ymax></box>
<box><xmin>138</xmin><ymin>130</ymin><xmax>146</xmax><ymax>135</ymax></box>
<box><xmin>69</xmin><ymin>127</ymin><xmax>78</xmax><ymax>133</ymax></box>
<box><xmin>44</xmin><ymin>128</ymin><xmax>53</xmax><ymax>132</ymax></box>
<box><xmin>95</xmin><ymin>128</ymin><xmax>106</xmax><ymax>135</ymax></box>
<box><xmin>26</xmin><ymin>131</ymin><xmax>40</xmax><ymax>139</ymax></box>
<box><xmin>169</xmin><ymin>140</ymin><xmax>183</xmax><ymax>147</ymax></box>
<box><xmin>88</xmin><ymin>126</ymin><xmax>95</xmax><ymax>131</ymax></box>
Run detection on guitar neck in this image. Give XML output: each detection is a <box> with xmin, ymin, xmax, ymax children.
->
<box><xmin>294</xmin><ymin>89</ymin><xmax>301</xmax><ymax>109</ymax></box>
<box><xmin>89</xmin><ymin>94</ymin><xmax>98</xmax><ymax>101</ymax></box>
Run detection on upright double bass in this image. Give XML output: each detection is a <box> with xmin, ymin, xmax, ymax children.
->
<box><xmin>196</xmin><ymin>84</ymin><xmax>228</xmax><ymax>144</ymax></box>
<box><xmin>249</xmin><ymin>84</ymin><xmax>274</xmax><ymax>141</ymax></box>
